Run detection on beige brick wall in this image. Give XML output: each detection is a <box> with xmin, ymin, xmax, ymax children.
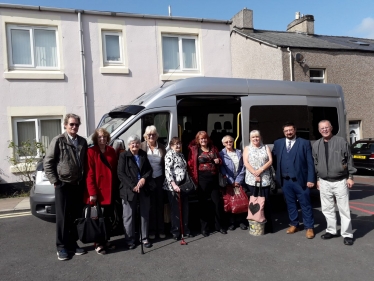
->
<box><xmin>284</xmin><ymin>49</ymin><xmax>374</xmax><ymax>138</ymax></box>
<box><xmin>231</xmin><ymin>32</ymin><xmax>283</xmax><ymax>80</ymax></box>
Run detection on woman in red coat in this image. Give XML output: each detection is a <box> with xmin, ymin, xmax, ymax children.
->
<box><xmin>85</xmin><ymin>128</ymin><xmax>117</xmax><ymax>255</ymax></box>
<box><xmin>187</xmin><ymin>131</ymin><xmax>226</xmax><ymax>237</ymax></box>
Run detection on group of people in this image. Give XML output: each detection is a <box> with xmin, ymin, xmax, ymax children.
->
<box><xmin>44</xmin><ymin>113</ymin><xmax>356</xmax><ymax>261</ymax></box>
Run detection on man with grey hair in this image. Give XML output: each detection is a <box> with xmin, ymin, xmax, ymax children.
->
<box><xmin>312</xmin><ymin>120</ymin><xmax>356</xmax><ymax>246</ymax></box>
<box><xmin>44</xmin><ymin>113</ymin><xmax>88</xmax><ymax>260</ymax></box>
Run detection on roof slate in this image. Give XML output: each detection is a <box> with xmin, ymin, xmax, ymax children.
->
<box><xmin>235</xmin><ymin>29</ymin><xmax>374</xmax><ymax>52</ymax></box>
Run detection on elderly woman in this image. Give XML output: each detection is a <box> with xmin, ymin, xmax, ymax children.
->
<box><xmin>85</xmin><ymin>128</ymin><xmax>117</xmax><ymax>254</ymax></box>
<box><xmin>164</xmin><ymin>137</ymin><xmax>192</xmax><ymax>240</ymax></box>
<box><xmin>187</xmin><ymin>131</ymin><xmax>226</xmax><ymax>236</ymax></box>
<box><xmin>243</xmin><ymin>130</ymin><xmax>273</xmax><ymax>233</ymax></box>
<box><xmin>118</xmin><ymin>134</ymin><xmax>153</xmax><ymax>249</ymax></box>
<box><xmin>219</xmin><ymin>135</ymin><xmax>248</xmax><ymax>231</ymax></box>
<box><xmin>141</xmin><ymin>125</ymin><xmax>166</xmax><ymax>240</ymax></box>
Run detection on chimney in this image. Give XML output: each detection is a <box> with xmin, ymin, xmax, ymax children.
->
<box><xmin>231</xmin><ymin>8</ymin><xmax>253</xmax><ymax>32</ymax></box>
<box><xmin>287</xmin><ymin>14</ymin><xmax>314</xmax><ymax>34</ymax></box>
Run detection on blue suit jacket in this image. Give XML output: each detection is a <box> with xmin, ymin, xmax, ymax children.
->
<box><xmin>272</xmin><ymin>137</ymin><xmax>315</xmax><ymax>187</ymax></box>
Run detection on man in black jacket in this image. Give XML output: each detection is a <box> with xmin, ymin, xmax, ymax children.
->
<box><xmin>44</xmin><ymin>113</ymin><xmax>88</xmax><ymax>260</ymax></box>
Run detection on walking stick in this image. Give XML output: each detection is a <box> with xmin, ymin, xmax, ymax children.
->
<box><xmin>138</xmin><ymin>193</ymin><xmax>145</xmax><ymax>254</ymax></box>
<box><xmin>178</xmin><ymin>192</ymin><xmax>187</xmax><ymax>245</ymax></box>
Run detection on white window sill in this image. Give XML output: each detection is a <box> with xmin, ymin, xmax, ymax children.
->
<box><xmin>100</xmin><ymin>66</ymin><xmax>129</xmax><ymax>74</ymax></box>
<box><xmin>4</xmin><ymin>71</ymin><xmax>65</xmax><ymax>80</ymax></box>
<box><xmin>160</xmin><ymin>73</ymin><xmax>203</xmax><ymax>81</ymax></box>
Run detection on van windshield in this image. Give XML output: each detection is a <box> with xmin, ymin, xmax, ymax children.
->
<box><xmin>87</xmin><ymin>117</ymin><xmax>128</xmax><ymax>145</ymax></box>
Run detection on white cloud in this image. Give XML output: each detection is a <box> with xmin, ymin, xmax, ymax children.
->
<box><xmin>352</xmin><ymin>17</ymin><xmax>374</xmax><ymax>39</ymax></box>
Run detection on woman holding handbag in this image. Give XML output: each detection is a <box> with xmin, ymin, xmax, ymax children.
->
<box><xmin>219</xmin><ymin>135</ymin><xmax>248</xmax><ymax>231</ymax></box>
<box><xmin>85</xmin><ymin>128</ymin><xmax>118</xmax><ymax>255</ymax></box>
<box><xmin>187</xmin><ymin>131</ymin><xmax>226</xmax><ymax>236</ymax></box>
<box><xmin>243</xmin><ymin>130</ymin><xmax>273</xmax><ymax>233</ymax></box>
<box><xmin>164</xmin><ymin>137</ymin><xmax>193</xmax><ymax>240</ymax></box>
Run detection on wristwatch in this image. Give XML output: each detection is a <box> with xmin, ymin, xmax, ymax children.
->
<box><xmin>348</xmin><ymin>175</ymin><xmax>354</xmax><ymax>180</ymax></box>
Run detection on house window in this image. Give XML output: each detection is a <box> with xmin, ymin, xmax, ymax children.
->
<box><xmin>162</xmin><ymin>35</ymin><xmax>198</xmax><ymax>72</ymax></box>
<box><xmin>7</xmin><ymin>25</ymin><xmax>59</xmax><ymax>70</ymax></box>
<box><xmin>102</xmin><ymin>31</ymin><xmax>123</xmax><ymax>65</ymax></box>
<box><xmin>13</xmin><ymin>117</ymin><xmax>62</xmax><ymax>156</ymax></box>
<box><xmin>309</xmin><ymin>69</ymin><xmax>325</xmax><ymax>83</ymax></box>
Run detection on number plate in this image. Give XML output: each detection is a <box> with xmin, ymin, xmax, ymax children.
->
<box><xmin>353</xmin><ymin>155</ymin><xmax>366</xmax><ymax>159</ymax></box>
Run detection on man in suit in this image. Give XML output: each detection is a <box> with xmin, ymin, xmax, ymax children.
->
<box><xmin>272</xmin><ymin>122</ymin><xmax>315</xmax><ymax>239</ymax></box>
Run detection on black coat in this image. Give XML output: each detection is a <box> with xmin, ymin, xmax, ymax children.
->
<box><xmin>117</xmin><ymin>149</ymin><xmax>154</xmax><ymax>203</ymax></box>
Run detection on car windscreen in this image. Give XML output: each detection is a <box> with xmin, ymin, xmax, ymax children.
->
<box><xmin>87</xmin><ymin>117</ymin><xmax>128</xmax><ymax>145</ymax></box>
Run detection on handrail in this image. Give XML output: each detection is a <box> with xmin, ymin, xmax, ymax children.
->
<box><xmin>234</xmin><ymin>112</ymin><xmax>241</xmax><ymax>149</ymax></box>
<box><xmin>178</xmin><ymin>124</ymin><xmax>182</xmax><ymax>151</ymax></box>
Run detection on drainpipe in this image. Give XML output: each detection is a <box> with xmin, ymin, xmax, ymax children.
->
<box><xmin>78</xmin><ymin>11</ymin><xmax>89</xmax><ymax>137</ymax></box>
<box><xmin>287</xmin><ymin>47</ymin><xmax>293</xmax><ymax>81</ymax></box>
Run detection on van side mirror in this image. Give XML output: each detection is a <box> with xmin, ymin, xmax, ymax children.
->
<box><xmin>112</xmin><ymin>139</ymin><xmax>126</xmax><ymax>156</ymax></box>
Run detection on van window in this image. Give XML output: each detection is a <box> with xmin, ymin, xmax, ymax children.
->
<box><xmin>249</xmin><ymin>106</ymin><xmax>338</xmax><ymax>143</ymax></box>
<box><xmin>117</xmin><ymin>112</ymin><xmax>170</xmax><ymax>147</ymax></box>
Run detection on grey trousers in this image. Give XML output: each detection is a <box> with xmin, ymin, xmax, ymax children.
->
<box><xmin>122</xmin><ymin>191</ymin><xmax>150</xmax><ymax>243</ymax></box>
<box><xmin>168</xmin><ymin>191</ymin><xmax>190</xmax><ymax>236</ymax></box>
<box><xmin>319</xmin><ymin>178</ymin><xmax>353</xmax><ymax>238</ymax></box>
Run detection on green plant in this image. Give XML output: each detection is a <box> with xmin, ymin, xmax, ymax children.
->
<box><xmin>7</xmin><ymin>140</ymin><xmax>46</xmax><ymax>187</ymax></box>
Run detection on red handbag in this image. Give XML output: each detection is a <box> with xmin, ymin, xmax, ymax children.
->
<box><xmin>223</xmin><ymin>184</ymin><xmax>249</xmax><ymax>214</ymax></box>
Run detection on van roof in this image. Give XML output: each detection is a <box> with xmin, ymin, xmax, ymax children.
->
<box><xmin>130</xmin><ymin>77</ymin><xmax>343</xmax><ymax>107</ymax></box>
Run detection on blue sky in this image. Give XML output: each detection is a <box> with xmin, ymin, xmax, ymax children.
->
<box><xmin>3</xmin><ymin>0</ymin><xmax>374</xmax><ymax>38</ymax></box>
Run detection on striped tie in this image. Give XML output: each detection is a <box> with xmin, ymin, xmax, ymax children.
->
<box><xmin>287</xmin><ymin>140</ymin><xmax>291</xmax><ymax>153</ymax></box>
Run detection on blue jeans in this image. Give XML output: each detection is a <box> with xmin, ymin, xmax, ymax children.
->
<box><xmin>282</xmin><ymin>179</ymin><xmax>314</xmax><ymax>229</ymax></box>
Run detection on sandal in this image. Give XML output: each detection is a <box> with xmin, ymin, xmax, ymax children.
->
<box><xmin>95</xmin><ymin>245</ymin><xmax>106</xmax><ymax>255</ymax></box>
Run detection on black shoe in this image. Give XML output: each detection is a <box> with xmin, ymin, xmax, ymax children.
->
<box><xmin>127</xmin><ymin>243</ymin><xmax>136</xmax><ymax>250</ymax></box>
<box><xmin>228</xmin><ymin>225</ymin><xmax>236</xmax><ymax>231</ymax></box>
<box><xmin>343</xmin><ymin>237</ymin><xmax>354</xmax><ymax>246</ymax></box>
<box><xmin>321</xmin><ymin>232</ymin><xmax>337</xmax><ymax>240</ymax></box>
<box><xmin>172</xmin><ymin>234</ymin><xmax>180</xmax><ymax>241</ymax></box>
<box><xmin>57</xmin><ymin>249</ymin><xmax>69</xmax><ymax>261</ymax></box>
<box><xmin>143</xmin><ymin>242</ymin><xmax>152</xmax><ymax>248</ymax></box>
<box><xmin>239</xmin><ymin>223</ymin><xmax>248</xmax><ymax>230</ymax></box>
<box><xmin>219</xmin><ymin>229</ymin><xmax>227</xmax><ymax>234</ymax></box>
<box><xmin>202</xmin><ymin>231</ymin><xmax>209</xmax><ymax>237</ymax></box>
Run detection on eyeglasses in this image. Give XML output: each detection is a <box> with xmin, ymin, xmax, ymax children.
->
<box><xmin>199</xmin><ymin>138</ymin><xmax>207</xmax><ymax>141</ymax></box>
<box><xmin>148</xmin><ymin>134</ymin><xmax>156</xmax><ymax>137</ymax></box>
<box><xmin>319</xmin><ymin>127</ymin><xmax>331</xmax><ymax>131</ymax></box>
<box><xmin>283</xmin><ymin>129</ymin><xmax>294</xmax><ymax>133</ymax></box>
<box><xmin>69</xmin><ymin>123</ymin><xmax>80</xmax><ymax>127</ymax></box>
<box><xmin>224</xmin><ymin>141</ymin><xmax>233</xmax><ymax>144</ymax></box>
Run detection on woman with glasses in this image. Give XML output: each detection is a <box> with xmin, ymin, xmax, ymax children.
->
<box><xmin>118</xmin><ymin>134</ymin><xmax>154</xmax><ymax>249</ymax></box>
<box><xmin>187</xmin><ymin>131</ymin><xmax>226</xmax><ymax>237</ymax></box>
<box><xmin>85</xmin><ymin>128</ymin><xmax>118</xmax><ymax>254</ymax></box>
<box><xmin>164</xmin><ymin>137</ymin><xmax>192</xmax><ymax>240</ymax></box>
<box><xmin>219</xmin><ymin>135</ymin><xmax>248</xmax><ymax>231</ymax></box>
<box><xmin>141</xmin><ymin>126</ymin><xmax>167</xmax><ymax>240</ymax></box>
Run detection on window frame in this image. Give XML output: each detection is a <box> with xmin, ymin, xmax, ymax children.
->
<box><xmin>102</xmin><ymin>31</ymin><xmax>124</xmax><ymax>66</ymax></box>
<box><xmin>13</xmin><ymin>116</ymin><xmax>63</xmax><ymax>158</ymax></box>
<box><xmin>309</xmin><ymin>69</ymin><xmax>325</xmax><ymax>83</ymax></box>
<box><xmin>162</xmin><ymin>34</ymin><xmax>199</xmax><ymax>73</ymax></box>
<box><xmin>6</xmin><ymin>24</ymin><xmax>60</xmax><ymax>70</ymax></box>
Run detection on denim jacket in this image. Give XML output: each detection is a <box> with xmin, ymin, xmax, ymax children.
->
<box><xmin>219</xmin><ymin>148</ymin><xmax>246</xmax><ymax>185</ymax></box>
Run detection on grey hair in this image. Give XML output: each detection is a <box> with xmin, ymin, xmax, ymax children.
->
<box><xmin>64</xmin><ymin>113</ymin><xmax>81</xmax><ymax>126</ymax></box>
<box><xmin>143</xmin><ymin>125</ymin><xmax>159</xmax><ymax>140</ymax></box>
<box><xmin>222</xmin><ymin>135</ymin><xmax>234</xmax><ymax>144</ymax></box>
<box><xmin>318</xmin><ymin>120</ymin><xmax>332</xmax><ymax>128</ymax></box>
<box><xmin>249</xmin><ymin>130</ymin><xmax>263</xmax><ymax>147</ymax></box>
<box><xmin>127</xmin><ymin>134</ymin><xmax>141</xmax><ymax>145</ymax></box>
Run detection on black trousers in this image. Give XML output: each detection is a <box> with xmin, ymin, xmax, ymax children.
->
<box><xmin>55</xmin><ymin>182</ymin><xmax>84</xmax><ymax>251</ymax></box>
<box><xmin>168</xmin><ymin>191</ymin><xmax>190</xmax><ymax>236</ymax></box>
<box><xmin>247</xmin><ymin>185</ymin><xmax>273</xmax><ymax>233</ymax></box>
<box><xmin>149</xmin><ymin>176</ymin><xmax>165</xmax><ymax>235</ymax></box>
<box><xmin>198</xmin><ymin>175</ymin><xmax>225</xmax><ymax>232</ymax></box>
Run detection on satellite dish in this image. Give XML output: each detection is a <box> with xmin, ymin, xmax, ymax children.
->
<box><xmin>295</xmin><ymin>53</ymin><xmax>304</xmax><ymax>63</ymax></box>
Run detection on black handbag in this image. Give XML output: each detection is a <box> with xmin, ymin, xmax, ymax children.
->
<box><xmin>75</xmin><ymin>202</ymin><xmax>109</xmax><ymax>244</ymax></box>
<box><xmin>178</xmin><ymin>174</ymin><xmax>197</xmax><ymax>194</ymax></box>
<box><xmin>218</xmin><ymin>172</ymin><xmax>228</xmax><ymax>188</ymax></box>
